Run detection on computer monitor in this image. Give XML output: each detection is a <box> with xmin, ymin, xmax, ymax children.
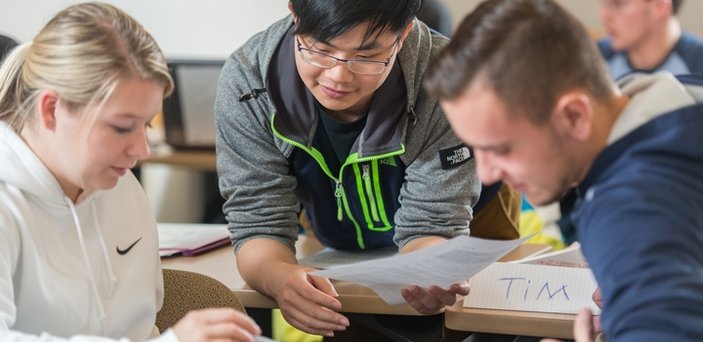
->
<box><xmin>162</xmin><ymin>59</ymin><xmax>224</xmax><ymax>150</ymax></box>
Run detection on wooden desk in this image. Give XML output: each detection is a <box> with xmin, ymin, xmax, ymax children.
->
<box><xmin>162</xmin><ymin>235</ymin><xmax>425</xmax><ymax>315</ymax></box>
<box><xmin>141</xmin><ymin>146</ymin><xmax>216</xmax><ymax>172</ymax></box>
<box><xmin>162</xmin><ymin>238</ymin><xmax>553</xmax><ymax>319</ymax></box>
<box><xmin>161</xmin><ymin>235</ymin><xmax>422</xmax><ymax>315</ymax></box>
<box><xmin>445</xmin><ymin>300</ymin><xmax>575</xmax><ymax>339</ymax></box>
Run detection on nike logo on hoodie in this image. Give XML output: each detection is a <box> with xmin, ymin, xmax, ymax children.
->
<box><xmin>116</xmin><ymin>237</ymin><xmax>143</xmax><ymax>255</ymax></box>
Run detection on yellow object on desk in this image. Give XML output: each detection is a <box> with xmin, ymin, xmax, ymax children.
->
<box><xmin>272</xmin><ymin>309</ymin><xmax>322</xmax><ymax>342</ymax></box>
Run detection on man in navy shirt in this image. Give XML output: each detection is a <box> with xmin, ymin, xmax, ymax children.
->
<box><xmin>426</xmin><ymin>0</ymin><xmax>703</xmax><ymax>340</ymax></box>
<box><xmin>598</xmin><ymin>0</ymin><xmax>703</xmax><ymax>80</ymax></box>
<box><xmin>558</xmin><ymin>0</ymin><xmax>703</xmax><ymax>249</ymax></box>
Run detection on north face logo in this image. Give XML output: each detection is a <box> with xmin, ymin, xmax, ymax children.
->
<box><xmin>439</xmin><ymin>144</ymin><xmax>472</xmax><ymax>170</ymax></box>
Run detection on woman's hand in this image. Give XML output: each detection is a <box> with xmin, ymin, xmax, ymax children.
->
<box><xmin>172</xmin><ymin>307</ymin><xmax>261</xmax><ymax>342</ymax></box>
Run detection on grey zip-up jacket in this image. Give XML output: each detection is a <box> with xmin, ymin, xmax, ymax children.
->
<box><xmin>215</xmin><ymin>15</ymin><xmax>481</xmax><ymax>252</ymax></box>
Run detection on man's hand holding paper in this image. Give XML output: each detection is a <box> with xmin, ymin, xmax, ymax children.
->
<box><xmin>401</xmin><ymin>283</ymin><xmax>471</xmax><ymax>314</ymax></box>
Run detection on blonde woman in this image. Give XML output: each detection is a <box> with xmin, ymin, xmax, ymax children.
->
<box><xmin>0</xmin><ymin>3</ymin><xmax>260</xmax><ymax>341</ymax></box>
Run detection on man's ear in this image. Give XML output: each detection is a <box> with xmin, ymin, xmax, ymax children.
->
<box><xmin>397</xmin><ymin>20</ymin><xmax>415</xmax><ymax>49</ymax></box>
<box><xmin>649</xmin><ymin>0</ymin><xmax>673</xmax><ymax>19</ymax></box>
<box><xmin>551</xmin><ymin>91</ymin><xmax>593</xmax><ymax>141</ymax></box>
<box><xmin>37</xmin><ymin>90</ymin><xmax>59</xmax><ymax>131</ymax></box>
<box><xmin>288</xmin><ymin>2</ymin><xmax>297</xmax><ymax>21</ymax></box>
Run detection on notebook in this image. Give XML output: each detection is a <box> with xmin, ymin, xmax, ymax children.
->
<box><xmin>158</xmin><ymin>223</ymin><xmax>230</xmax><ymax>257</ymax></box>
<box><xmin>464</xmin><ymin>242</ymin><xmax>598</xmax><ymax>314</ymax></box>
<box><xmin>162</xmin><ymin>60</ymin><xmax>224</xmax><ymax>150</ymax></box>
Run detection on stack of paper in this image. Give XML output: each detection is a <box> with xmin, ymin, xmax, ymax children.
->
<box><xmin>158</xmin><ymin>223</ymin><xmax>230</xmax><ymax>257</ymax></box>
<box><xmin>511</xmin><ymin>242</ymin><xmax>587</xmax><ymax>267</ymax></box>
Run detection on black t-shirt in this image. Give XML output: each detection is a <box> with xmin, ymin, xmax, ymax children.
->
<box><xmin>315</xmin><ymin>102</ymin><xmax>367</xmax><ymax>175</ymax></box>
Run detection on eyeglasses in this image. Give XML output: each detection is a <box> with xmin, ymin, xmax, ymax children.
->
<box><xmin>296</xmin><ymin>37</ymin><xmax>398</xmax><ymax>75</ymax></box>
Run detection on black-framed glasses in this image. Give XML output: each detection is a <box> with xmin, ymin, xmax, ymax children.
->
<box><xmin>296</xmin><ymin>37</ymin><xmax>398</xmax><ymax>75</ymax></box>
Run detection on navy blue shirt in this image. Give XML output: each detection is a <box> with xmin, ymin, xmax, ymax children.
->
<box><xmin>599</xmin><ymin>32</ymin><xmax>703</xmax><ymax>80</ymax></box>
<box><xmin>572</xmin><ymin>100</ymin><xmax>703</xmax><ymax>341</ymax></box>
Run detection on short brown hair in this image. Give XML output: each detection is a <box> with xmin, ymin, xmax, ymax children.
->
<box><xmin>424</xmin><ymin>0</ymin><xmax>613</xmax><ymax>124</ymax></box>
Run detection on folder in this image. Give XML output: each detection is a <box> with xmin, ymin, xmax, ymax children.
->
<box><xmin>158</xmin><ymin>223</ymin><xmax>230</xmax><ymax>257</ymax></box>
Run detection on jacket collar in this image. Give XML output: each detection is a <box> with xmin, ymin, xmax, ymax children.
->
<box><xmin>267</xmin><ymin>24</ymin><xmax>408</xmax><ymax>158</ymax></box>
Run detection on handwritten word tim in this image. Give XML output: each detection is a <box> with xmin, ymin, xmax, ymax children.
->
<box><xmin>498</xmin><ymin>277</ymin><xmax>571</xmax><ymax>301</ymax></box>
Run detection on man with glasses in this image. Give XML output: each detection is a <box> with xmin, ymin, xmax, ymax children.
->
<box><xmin>598</xmin><ymin>0</ymin><xmax>703</xmax><ymax>80</ymax></box>
<box><xmin>214</xmin><ymin>0</ymin><xmax>498</xmax><ymax>339</ymax></box>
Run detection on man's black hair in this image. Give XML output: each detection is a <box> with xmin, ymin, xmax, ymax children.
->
<box><xmin>290</xmin><ymin>0</ymin><xmax>421</xmax><ymax>44</ymax></box>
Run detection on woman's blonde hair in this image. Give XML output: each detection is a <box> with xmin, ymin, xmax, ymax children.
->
<box><xmin>0</xmin><ymin>2</ymin><xmax>174</xmax><ymax>132</ymax></box>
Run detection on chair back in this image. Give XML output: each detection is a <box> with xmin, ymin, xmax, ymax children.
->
<box><xmin>156</xmin><ymin>269</ymin><xmax>247</xmax><ymax>332</ymax></box>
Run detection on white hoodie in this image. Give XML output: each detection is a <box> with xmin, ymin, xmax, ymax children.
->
<box><xmin>0</xmin><ymin>122</ymin><xmax>176</xmax><ymax>342</ymax></box>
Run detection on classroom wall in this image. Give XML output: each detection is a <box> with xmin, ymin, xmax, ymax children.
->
<box><xmin>4</xmin><ymin>0</ymin><xmax>702</xmax><ymax>60</ymax></box>
<box><xmin>0</xmin><ymin>0</ymin><xmax>290</xmax><ymax>59</ymax></box>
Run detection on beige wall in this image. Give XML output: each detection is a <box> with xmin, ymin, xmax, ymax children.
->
<box><xmin>4</xmin><ymin>1</ymin><xmax>700</xmax><ymax>58</ymax></box>
<box><xmin>442</xmin><ymin>0</ymin><xmax>703</xmax><ymax>37</ymax></box>
<box><xmin>0</xmin><ymin>0</ymin><xmax>290</xmax><ymax>59</ymax></box>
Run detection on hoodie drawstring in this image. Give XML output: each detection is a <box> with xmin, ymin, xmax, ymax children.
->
<box><xmin>91</xmin><ymin>201</ymin><xmax>117</xmax><ymax>297</ymax></box>
<box><xmin>408</xmin><ymin>105</ymin><xmax>418</xmax><ymax>126</ymax></box>
<box><xmin>66</xmin><ymin>196</ymin><xmax>109</xmax><ymax>336</ymax></box>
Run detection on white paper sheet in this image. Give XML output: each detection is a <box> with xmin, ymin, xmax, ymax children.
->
<box><xmin>298</xmin><ymin>246</ymin><xmax>397</xmax><ymax>269</ymax></box>
<box><xmin>463</xmin><ymin>262</ymin><xmax>600</xmax><ymax>314</ymax></box>
<box><xmin>512</xmin><ymin>242</ymin><xmax>587</xmax><ymax>268</ymax></box>
<box><xmin>310</xmin><ymin>235</ymin><xmax>531</xmax><ymax>305</ymax></box>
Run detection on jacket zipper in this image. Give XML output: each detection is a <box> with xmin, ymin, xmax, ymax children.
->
<box><xmin>349</xmin><ymin>154</ymin><xmax>399</xmax><ymax>231</ymax></box>
<box><xmin>362</xmin><ymin>164</ymin><xmax>380</xmax><ymax>222</ymax></box>
<box><xmin>271</xmin><ymin>115</ymin><xmax>364</xmax><ymax>247</ymax></box>
<box><xmin>271</xmin><ymin>113</ymin><xmax>404</xmax><ymax>248</ymax></box>
<box><xmin>334</xmin><ymin>180</ymin><xmax>343</xmax><ymax>221</ymax></box>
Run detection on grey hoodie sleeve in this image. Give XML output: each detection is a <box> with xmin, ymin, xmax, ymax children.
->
<box><xmin>393</xmin><ymin>26</ymin><xmax>481</xmax><ymax>248</ymax></box>
<box><xmin>393</xmin><ymin>99</ymin><xmax>480</xmax><ymax>248</ymax></box>
<box><xmin>214</xmin><ymin>29</ymin><xmax>300</xmax><ymax>253</ymax></box>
